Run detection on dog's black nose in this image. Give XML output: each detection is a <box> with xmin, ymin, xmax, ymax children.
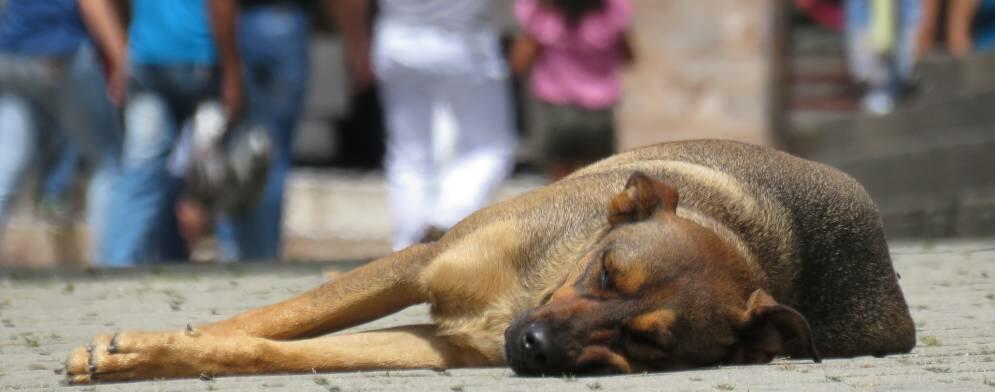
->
<box><xmin>521</xmin><ymin>323</ymin><xmax>553</xmax><ymax>365</ymax></box>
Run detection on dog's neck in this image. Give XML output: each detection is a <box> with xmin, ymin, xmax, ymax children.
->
<box><xmin>676</xmin><ymin>206</ymin><xmax>766</xmax><ymax>286</ymax></box>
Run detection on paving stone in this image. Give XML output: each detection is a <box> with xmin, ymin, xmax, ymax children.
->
<box><xmin>0</xmin><ymin>240</ymin><xmax>993</xmax><ymax>391</ymax></box>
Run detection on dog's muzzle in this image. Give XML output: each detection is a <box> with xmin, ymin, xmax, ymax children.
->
<box><xmin>505</xmin><ymin>320</ymin><xmax>567</xmax><ymax>376</ymax></box>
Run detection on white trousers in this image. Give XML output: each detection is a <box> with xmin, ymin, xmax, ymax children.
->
<box><xmin>373</xmin><ymin>20</ymin><xmax>517</xmax><ymax>250</ymax></box>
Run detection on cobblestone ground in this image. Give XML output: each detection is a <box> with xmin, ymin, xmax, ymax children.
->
<box><xmin>1</xmin><ymin>240</ymin><xmax>993</xmax><ymax>391</ymax></box>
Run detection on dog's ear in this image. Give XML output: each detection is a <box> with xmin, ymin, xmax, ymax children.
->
<box><xmin>726</xmin><ymin>289</ymin><xmax>821</xmax><ymax>365</ymax></box>
<box><xmin>608</xmin><ymin>172</ymin><xmax>679</xmax><ymax>226</ymax></box>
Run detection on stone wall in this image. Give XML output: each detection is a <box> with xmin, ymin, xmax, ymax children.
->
<box><xmin>619</xmin><ymin>0</ymin><xmax>778</xmax><ymax>149</ymax></box>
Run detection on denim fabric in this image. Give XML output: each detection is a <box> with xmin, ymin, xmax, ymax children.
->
<box><xmin>39</xmin><ymin>141</ymin><xmax>78</xmax><ymax>205</ymax></box>
<box><xmin>215</xmin><ymin>4</ymin><xmax>310</xmax><ymax>261</ymax></box>
<box><xmin>0</xmin><ymin>94</ymin><xmax>35</xmax><ymax>230</ymax></box>
<box><xmin>99</xmin><ymin>65</ymin><xmax>220</xmax><ymax>265</ymax></box>
<box><xmin>844</xmin><ymin>0</ymin><xmax>920</xmax><ymax>87</ymax></box>
<box><xmin>0</xmin><ymin>0</ymin><xmax>87</xmax><ymax>56</ymax></box>
<box><xmin>0</xmin><ymin>45</ymin><xmax>121</xmax><ymax>258</ymax></box>
<box><xmin>975</xmin><ymin>0</ymin><xmax>995</xmax><ymax>50</ymax></box>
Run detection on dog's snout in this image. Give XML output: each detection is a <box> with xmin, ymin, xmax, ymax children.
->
<box><xmin>522</xmin><ymin>323</ymin><xmax>552</xmax><ymax>364</ymax></box>
<box><xmin>506</xmin><ymin>321</ymin><xmax>569</xmax><ymax>375</ymax></box>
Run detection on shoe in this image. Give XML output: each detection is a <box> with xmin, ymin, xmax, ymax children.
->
<box><xmin>860</xmin><ymin>90</ymin><xmax>895</xmax><ymax>115</ymax></box>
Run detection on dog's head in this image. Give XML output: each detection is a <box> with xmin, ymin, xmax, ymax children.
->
<box><xmin>505</xmin><ymin>172</ymin><xmax>820</xmax><ymax>376</ymax></box>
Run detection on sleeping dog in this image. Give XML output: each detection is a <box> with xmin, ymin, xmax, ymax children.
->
<box><xmin>66</xmin><ymin>139</ymin><xmax>915</xmax><ymax>382</ymax></box>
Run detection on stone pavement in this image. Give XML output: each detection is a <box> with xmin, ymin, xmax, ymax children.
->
<box><xmin>0</xmin><ymin>240</ymin><xmax>993</xmax><ymax>391</ymax></box>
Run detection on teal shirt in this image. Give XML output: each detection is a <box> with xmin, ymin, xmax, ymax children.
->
<box><xmin>128</xmin><ymin>0</ymin><xmax>216</xmax><ymax>64</ymax></box>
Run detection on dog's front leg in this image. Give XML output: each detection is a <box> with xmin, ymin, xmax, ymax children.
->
<box><xmin>65</xmin><ymin>324</ymin><xmax>497</xmax><ymax>384</ymax></box>
<box><xmin>197</xmin><ymin>243</ymin><xmax>438</xmax><ymax>339</ymax></box>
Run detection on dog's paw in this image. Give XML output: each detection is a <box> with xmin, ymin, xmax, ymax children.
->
<box><xmin>63</xmin><ymin>327</ymin><xmax>265</xmax><ymax>383</ymax></box>
<box><xmin>64</xmin><ymin>329</ymin><xmax>199</xmax><ymax>384</ymax></box>
<box><xmin>65</xmin><ymin>333</ymin><xmax>113</xmax><ymax>384</ymax></box>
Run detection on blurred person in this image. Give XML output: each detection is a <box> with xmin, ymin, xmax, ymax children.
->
<box><xmin>212</xmin><ymin>0</ymin><xmax>313</xmax><ymax>261</ymax></box>
<box><xmin>795</xmin><ymin>0</ymin><xmax>844</xmax><ymax>31</ymax></box>
<box><xmin>0</xmin><ymin>0</ymin><xmax>121</xmax><ymax>258</ymax></box>
<box><xmin>333</xmin><ymin>0</ymin><xmax>518</xmax><ymax>250</ymax></box>
<box><xmin>36</xmin><ymin>143</ymin><xmax>81</xmax><ymax>223</ymax></box>
<box><xmin>844</xmin><ymin>0</ymin><xmax>922</xmax><ymax>115</ymax></box>
<box><xmin>510</xmin><ymin>0</ymin><xmax>634</xmax><ymax>181</ymax></box>
<box><xmin>917</xmin><ymin>0</ymin><xmax>943</xmax><ymax>57</ymax></box>
<box><xmin>950</xmin><ymin>0</ymin><xmax>995</xmax><ymax>55</ymax></box>
<box><xmin>81</xmin><ymin>0</ymin><xmax>244</xmax><ymax>265</ymax></box>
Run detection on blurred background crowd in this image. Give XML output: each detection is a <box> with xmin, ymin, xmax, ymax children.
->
<box><xmin>1</xmin><ymin>0</ymin><xmax>994</xmax><ymax>267</ymax></box>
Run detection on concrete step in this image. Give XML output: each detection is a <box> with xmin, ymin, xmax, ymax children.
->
<box><xmin>797</xmin><ymin>89</ymin><xmax>995</xmax><ymax>160</ymax></box>
<box><xmin>909</xmin><ymin>51</ymin><xmax>995</xmax><ymax>107</ymax></box>
<box><xmin>792</xmin><ymin>27</ymin><xmax>846</xmax><ymax>56</ymax></box>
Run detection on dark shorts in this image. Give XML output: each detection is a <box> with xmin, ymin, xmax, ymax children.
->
<box><xmin>528</xmin><ymin>97</ymin><xmax>616</xmax><ymax>166</ymax></box>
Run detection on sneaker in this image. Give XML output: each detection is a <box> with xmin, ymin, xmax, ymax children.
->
<box><xmin>860</xmin><ymin>90</ymin><xmax>896</xmax><ymax>116</ymax></box>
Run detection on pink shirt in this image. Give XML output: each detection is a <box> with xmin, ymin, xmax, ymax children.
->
<box><xmin>515</xmin><ymin>0</ymin><xmax>632</xmax><ymax>109</ymax></box>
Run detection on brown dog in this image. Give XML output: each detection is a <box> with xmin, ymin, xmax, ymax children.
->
<box><xmin>65</xmin><ymin>140</ymin><xmax>915</xmax><ymax>383</ymax></box>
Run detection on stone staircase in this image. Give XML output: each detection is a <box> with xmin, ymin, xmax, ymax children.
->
<box><xmin>788</xmin><ymin>27</ymin><xmax>860</xmax><ymax>135</ymax></box>
<box><xmin>793</xmin><ymin>52</ymin><xmax>995</xmax><ymax>238</ymax></box>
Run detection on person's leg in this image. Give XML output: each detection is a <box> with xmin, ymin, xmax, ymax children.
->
<box><xmin>0</xmin><ymin>94</ymin><xmax>38</xmax><ymax>234</ymax></box>
<box><xmin>36</xmin><ymin>141</ymin><xmax>78</xmax><ymax>222</ymax></box>
<box><xmin>221</xmin><ymin>5</ymin><xmax>310</xmax><ymax>261</ymax></box>
<box><xmin>916</xmin><ymin>0</ymin><xmax>941</xmax><ymax>58</ymax></box>
<box><xmin>58</xmin><ymin>44</ymin><xmax>123</xmax><ymax>259</ymax></box>
<box><xmin>378</xmin><ymin>74</ymin><xmax>436</xmax><ymax>250</ymax></box>
<box><xmin>946</xmin><ymin>0</ymin><xmax>981</xmax><ymax>57</ymax></box>
<box><xmin>845</xmin><ymin>0</ymin><xmax>875</xmax><ymax>83</ymax></box>
<box><xmin>846</xmin><ymin>0</ymin><xmax>897</xmax><ymax>114</ymax></box>
<box><xmin>99</xmin><ymin>89</ymin><xmax>180</xmax><ymax>266</ymax></box>
<box><xmin>896</xmin><ymin>0</ymin><xmax>922</xmax><ymax>78</ymax></box>
<box><xmin>431</xmin><ymin>74</ymin><xmax>516</xmax><ymax>229</ymax></box>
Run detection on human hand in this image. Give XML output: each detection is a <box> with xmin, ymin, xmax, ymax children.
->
<box><xmin>221</xmin><ymin>64</ymin><xmax>244</xmax><ymax>119</ymax></box>
<box><xmin>345</xmin><ymin>41</ymin><xmax>374</xmax><ymax>93</ymax></box>
<box><xmin>105</xmin><ymin>61</ymin><xmax>128</xmax><ymax>106</ymax></box>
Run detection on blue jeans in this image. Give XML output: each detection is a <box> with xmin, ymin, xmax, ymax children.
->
<box><xmin>0</xmin><ymin>45</ymin><xmax>121</xmax><ymax>258</ymax></box>
<box><xmin>40</xmin><ymin>142</ymin><xmax>79</xmax><ymax>206</ymax></box>
<box><xmin>845</xmin><ymin>0</ymin><xmax>920</xmax><ymax>89</ymax></box>
<box><xmin>99</xmin><ymin>64</ymin><xmax>220</xmax><ymax>265</ymax></box>
<box><xmin>216</xmin><ymin>4</ymin><xmax>309</xmax><ymax>261</ymax></box>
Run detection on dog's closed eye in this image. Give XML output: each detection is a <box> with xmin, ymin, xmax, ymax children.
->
<box><xmin>622</xmin><ymin>330</ymin><xmax>672</xmax><ymax>361</ymax></box>
<box><xmin>599</xmin><ymin>250</ymin><xmax>615</xmax><ymax>290</ymax></box>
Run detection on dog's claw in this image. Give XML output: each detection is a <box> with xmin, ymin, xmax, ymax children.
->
<box><xmin>185</xmin><ymin>323</ymin><xmax>201</xmax><ymax>337</ymax></box>
<box><xmin>108</xmin><ymin>333</ymin><xmax>120</xmax><ymax>353</ymax></box>
<box><xmin>87</xmin><ymin>346</ymin><xmax>97</xmax><ymax>374</ymax></box>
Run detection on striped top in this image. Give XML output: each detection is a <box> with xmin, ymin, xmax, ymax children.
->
<box><xmin>379</xmin><ymin>0</ymin><xmax>492</xmax><ymax>30</ymax></box>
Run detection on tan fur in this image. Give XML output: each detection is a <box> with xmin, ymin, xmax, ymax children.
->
<box><xmin>65</xmin><ymin>140</ymin><xmax>914</xmax><ymax>383</ymax></box>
